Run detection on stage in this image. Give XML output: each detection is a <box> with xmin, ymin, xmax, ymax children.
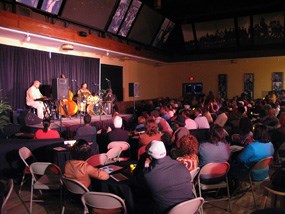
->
<box><xmin>27</xmin><ymin>114</ymin><xmax>133</xmax><ymax>138</ymax></box>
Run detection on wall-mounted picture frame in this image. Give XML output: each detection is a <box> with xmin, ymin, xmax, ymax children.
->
<box><xmin>218</xmin><ymin>74</ymin><xmax>227</xmax><ymax>98</ymax></box>
<box><xmin>272</xmin><ymin>72</ymin><xmax>283</xmax><ymax>92</ymax></box>
<box><xmin>244</xmin><ymin>73</ymin><xmax>254</xmax><ymax>99</ymax></box>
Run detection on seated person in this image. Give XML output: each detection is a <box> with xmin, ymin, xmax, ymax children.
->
<box><xmin>182</xmin><ymin>109</ymin><xmax>197</xmax><ymax>130</ymax></box>
<box><xmin>75</xmin><ymin>114</ymin><xmax>98</xmax><ymax>154</ymax></box>
<box><xmin>134</xmin><ymin>116</ymin><xmax>146</xmax><ymax>134</ymax></box>
<box><xmin>271</xmin><ymin>112</ymin><xmax>285</xmax><ymax>150</ymax></box>
<box><xmin>107</xmin><ymin>115</ymin><xmax>129</xmax><ymax>142</ymax></box>
<box><xmin>139</xmin><ymin>117</ymin><xmax>162</xmax><ymax>146</ymax></box>
<box><xmin>151</xmin><ymin>110</ymin><xmax>173</xmax><ymax>135</ymax></box>
<box><xmin>138</xmin><ymin>140</ymin><xmax>193</xmax><ymax>213</ymax></box>
<box><xmin>199</xmin><ymin>125</ymin><xmax>231</xmax><ymax>167</ymax></box>
<box><xmin>64</xmin><ymin>139</ymin><xmax>109</xmax><ymax>189</ymax></box>
<box><xmin>173</xmin><ymin>134</ymin><xmax>199</xmax><ymax>172</ymax></box>
<box><xmin>231</xmin><ymin>117</ymin><xmax>254</xmax><ymax>147</ymax></box>
<box><xmin>34</xmin><ymin>118</ymin><xmax>60</xmax><ymax>139</ymax></box>
<box><xmin>230</xmin><ymin>124</ymin><xmax>274</xmax><ymax>181</ymax></box>
<box><xmin>171</xmin><ymin>115</ymin><xmax>189</xmax><ymax>148</ymax></box>
<box><xmin>75</xmin><ymin>114</ymin><xmax>97</xmax><ymax>143</ymax></box>
<box><xmin>194</xmin><ymin>107</ymin><xmax>210</xmax><ymax>129</ymax></box>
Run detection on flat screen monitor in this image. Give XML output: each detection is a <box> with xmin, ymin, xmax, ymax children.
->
<box><xmin>194</xmin><ymin>83</ymin><xmax>203</xmax><ymax>94</ymax></box>
<box><xmin>16</xmin><ymin>0</ymin><xmax>39</xmax><ymax>8</ymax></box>
<box><xmin>61</xmin><ymin>0</ymin><xmax>118</xmax><ymax>30</ymax></box>
<box><xmin>127</xmin><ymin>4</ymin><xmax>164</xmax><ymax>44</ymax></box>
<box><xmin>118</xmin><ymin>0</ymin><xmax>142</xmax><ymax>37</ymax></box>
<box><xmin>40</xmin><ymin>0</ymin><xmax>64</xmax><ymax>15</ymax></box>
<box><xmin>107</xmin><ymin>0</ymin><xmax>132</xmax><ymax>34</ymax></box>
<box><xmin>152</xmin><ymin>18</ymin><xmax>175</xmax><ymax>48</ymax></box>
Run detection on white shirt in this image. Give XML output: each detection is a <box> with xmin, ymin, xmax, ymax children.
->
<box><xmin>26</xmin><ymin>85</ymin><xmax>42</xmax><ymax>105</ymax></box>
<box><xmin>214</xmin><ymin>112</ymin><xmax>228</xmax><ymax>127</ymax></box>
<box><xmin>185</xmin><ymin>118</ymin><xmax>198</xmax><ymax>130</ymax></box>
<box><xmin>194</xmin><ymin>114</ymin><xmax>210</xmax><ymax>129</ymax></box>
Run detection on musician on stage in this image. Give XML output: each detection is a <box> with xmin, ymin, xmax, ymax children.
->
<box><xmin>26</xmin><ymin>80</ymin><xmax>46</xmax><ymax>119</ymax></box>
<box><xmin>104</xmin><ymin>89</ymin><xmax>118</xmax><ymax>113</ymax></box>
<box><xmin>77</xmin><ymin>83</ymin><xmax>91</xmax><ymax>114</ymax></box>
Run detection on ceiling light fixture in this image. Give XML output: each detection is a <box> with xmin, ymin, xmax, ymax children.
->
<box><xmin>61</xmin><ymin>44</ymin><xmax>74</xmax><ymax>51</ymax></box>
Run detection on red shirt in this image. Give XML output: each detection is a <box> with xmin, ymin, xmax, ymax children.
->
<box><xmin>34</xmin><ymin>129</ymin><xmax>60</xmax><ymax>139</ymax></box>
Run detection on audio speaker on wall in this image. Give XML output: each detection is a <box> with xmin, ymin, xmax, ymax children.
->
<box><xmin>24</xmin><ymin>112</ymin><xmax>42</xmax><ymax>125</ymax></box>
<box><xmin>129</xmin><ymin>82</ymin><xmax>140</xmax><ymax>97</ymax></box>
<box><xmin>52</xmin><ymin>78</ymin><xmax>69</xmax><ymax>100</ymax></box>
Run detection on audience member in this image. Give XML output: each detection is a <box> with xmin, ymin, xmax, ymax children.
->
<box><xmin>271</xmin><ymin>112</ymin><xmax>285</xmax><ymax>150</ymax></box>
<box><xmin>75</xmin><ymin>114</ymin><xmax>97</xmax><ymax>143</ymax></box>
<box><xmin>143</xmin><ymin>140</ymin><xmax>193</xmax><ymax>213</ymax></box>
<box><xmin>134</xmin><ymin>116</ymin><xmax>146</xmax><ymax>133</ymax></box>
<box><xmin>139</xmin><ymin>118</ymin><xmax>162</xmax><ymax>146</ymax></box>
<box><xmin>108</xmin><ymin>116</ymin><xmax>129</xmax><ymax>142</ymax></box>
<box><xmin>151</xmin><ymin>110</ymin><xmax>173</xmax><ymax>135</ymax></box>
<box><xmin>64</xmin><ymin>139</ymin><xmax>109</xmax><ymax>189</ymax></box>
<box><xmin>174</xmin><ymin>134</ymin><xmax>199</xmax><ymax>171</ymax></box>
<box><xmin>261</xmin><ymin>107</ymin><xmax>279</xmax><ymax>129</ymax></box>
<box><xmin>214</xmin><ymin>107</ymin><xmax>228</xmax><ymax>127</ymax></box>
<box><xmin>194</xmin><ymin>107</ymin><xmax>210</xmax><ymax>129</ymax></box>
<box><xmin>199</xmin><ymin>125</ymin><xmax>230</xmax><ymax>167</ymax></box>
<box><xmin>182</xmin><ymin>109</ymin><xmax>197</xmax><ymax>130</ymax></box>
<box><xmin>230</xmin><ymin>124</ymin><xmax>274</xmax><ymax>181</ymax></box>
<box><xmin>34</xmin><ymin>118</ymin><xmax>60</xmax><ymax>139</ymax></box>
<box><xmin>171</xmin><ymin>115</ymin><xmax>189</xmax><ymax>148</ymax></box>
<box><xmin>160</xmin><ymin>106</ymin><xmax>171</xmax><ymax>121</ymax></box>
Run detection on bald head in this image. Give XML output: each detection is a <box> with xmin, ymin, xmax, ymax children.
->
<box><xmin>33</xmin><ymin>80</ymin><xmax>41</xmax><ymax>89</ymax></box>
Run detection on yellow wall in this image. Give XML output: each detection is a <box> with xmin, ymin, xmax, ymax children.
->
<box><xmin>1</xmin><ymin>36</ymin><xmax>285</xmax><ymax>100</ymax></box>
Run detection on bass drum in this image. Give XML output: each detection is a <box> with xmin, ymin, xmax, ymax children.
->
<box><xmin>87</xmin><ymin>103</ymin><xmax>100</xmax><ymax>115</ymax></box>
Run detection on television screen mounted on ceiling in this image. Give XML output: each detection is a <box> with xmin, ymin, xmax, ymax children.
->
<box><xmin>16</xmin><ymin>0</ymin><xmax>40</xmax><ymax>8</ymax></box>
<box><xmin>40</xmin><ymin>0</ymin><xmax>64</xmax><ymax>15</ymax></box>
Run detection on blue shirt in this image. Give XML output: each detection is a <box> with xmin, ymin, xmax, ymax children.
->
<box><xmin>239</xmin><ymin>141</ymin><xmax>274</xmax><ymax>181</ymax></box>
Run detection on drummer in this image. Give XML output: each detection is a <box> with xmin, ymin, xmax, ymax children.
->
<box><xmin>77</xmin><ymin>83</ymin><xmax>91</xmax><ymax>114</ymax></box>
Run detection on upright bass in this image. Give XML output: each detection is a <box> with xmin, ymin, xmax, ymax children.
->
<box><xmin>59</xmin><ymin>90</ymin><xmax>78</xmax><ymax>117</ymax></box>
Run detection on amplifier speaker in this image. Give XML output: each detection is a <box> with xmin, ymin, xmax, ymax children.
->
<box><xmin>24</xmin><ymin>112</ymin><xmax>42</xmax><ymax>125</ymax></box>
<box><xmin>52</xmin><ymin>78</ymin><xmax>69</xmax><ymax>100</ymax></box>
<box><xmin>129</xmin><ymin>82</ymin><xmax>140</xmax><ymax>97</ymax></box>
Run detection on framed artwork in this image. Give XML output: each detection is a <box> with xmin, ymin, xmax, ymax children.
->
<box><xmin>272</xmin><ymin>72</ymin><xmax>283</xmax><ymax>92</ymax></box>
<box><xmin>218</xmin><ymin>74</ymin><xmax>227</xmax><ymax>98</ymax></box>
<box><xmin>244</xmin><ymin>73</ymin><xmax>254</xmax><ymax>99</ymax></box>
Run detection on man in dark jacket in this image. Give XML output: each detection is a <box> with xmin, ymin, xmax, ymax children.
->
<box><xmin>143</xmin><ymin>140</ymin><xmax>193</xmax><ymax>213</ymax></box>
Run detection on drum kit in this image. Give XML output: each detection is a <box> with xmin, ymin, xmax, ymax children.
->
<box><xmin>36</xmin><ymin>89</ymin><xmax>113</xmax><ymax>121</ymax></box>
<box><xmin>77</xmin><ymin>90</ymin><xmax>112</xmax><ymax>116</ymax></box>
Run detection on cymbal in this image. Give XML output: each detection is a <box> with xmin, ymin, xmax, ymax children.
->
<box><xmin>34</xmin><ymin>98</ymin><xmax>50</xmax><ymax>102</ymax></box>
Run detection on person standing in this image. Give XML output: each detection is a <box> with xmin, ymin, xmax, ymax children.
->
<box><xmin>104</xmin><ymin>89</ymin><xmax>118</xmax><ymax>113</ymax></box>
<box><xmin>26</xmin><ymin>80</ymin><xmax>46</xmax><ymax>119</ymax></box>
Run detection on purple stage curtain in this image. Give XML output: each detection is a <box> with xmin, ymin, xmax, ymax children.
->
<box><xmin>0</xmin><ymin>44</ymin><xmax>100</xmax><ymax>109</ymax></box>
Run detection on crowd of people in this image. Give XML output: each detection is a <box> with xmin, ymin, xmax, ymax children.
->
<box><xmin>28</xmin><ymin>88</ymin><xmax>285</xmax><ymax>213</ymax></box>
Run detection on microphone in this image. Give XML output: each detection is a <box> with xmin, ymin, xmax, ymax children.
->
<box><xmin>105</xmin><ymin>78</ymin><xmax>110</xmax><ymax>81</ymax></box>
